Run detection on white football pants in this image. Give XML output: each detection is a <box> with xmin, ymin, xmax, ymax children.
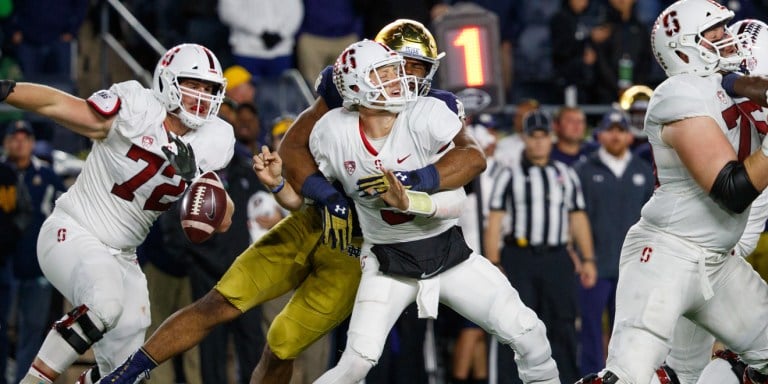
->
<box><xmin>37</xmin><ymin>210</ymin><xmax>151</xmax><ymax>374</ymax></box>
<box><xmin>605</xmin><ymin>222</ymin><xmax>768</xmax><ymax>384</ymax></box>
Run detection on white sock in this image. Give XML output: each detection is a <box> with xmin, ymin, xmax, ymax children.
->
<box><xmin>36</xmin><ymin>328</ymin><xmax>81</xmax><ymax>374</ymax></box>
<box><xmin>19</xmin><ymin>367</ymin><xmax>54</xmax><ymax>384</ymax></box>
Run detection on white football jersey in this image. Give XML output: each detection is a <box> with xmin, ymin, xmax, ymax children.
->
<box><xmin>733</xmin><ymin>93</ymin><xmax>768</xmax><ymax>257</ymax></box>
<box><xmin>55</xmin><ymin>80</ymin><xmax>235</xmax><ymax>249</ymax></box>
<box><xmin>642</xmin><ymin>73</ymin><xmax>758</xmax><ymax>252</ymax></box>
<box><xmin>310</xmin><ymin>97</ymin><xmax>462</xmax><ymax>244</ymax></box>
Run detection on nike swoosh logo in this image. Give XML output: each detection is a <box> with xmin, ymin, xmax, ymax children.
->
<box><xmin>206</xmin><ymin>193</ymin><xmax>217</xmax><ymax>221</ymax></box>
<box><xmin>420</xmin><ymin>265</ymin><xmax>444</xmax><ymax>279</ymax></box>
<box><xmin>397</xmin><ymin>154</ymin><xmax>412</xmax><ymax>164</ymax></box>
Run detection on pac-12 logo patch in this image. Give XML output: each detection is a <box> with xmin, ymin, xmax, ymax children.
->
<box><xmin>344</xmin><ymin>161</ymin><xmax>356</xmax><ymax>175</ymax></box>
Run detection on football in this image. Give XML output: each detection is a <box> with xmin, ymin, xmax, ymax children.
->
<box><xmin>180</xmin><ymin>171</ymin><xmax>227</xmax><ymax>243</ymax></box>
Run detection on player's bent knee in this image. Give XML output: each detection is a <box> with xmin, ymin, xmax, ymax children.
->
<box><xmin>266</xmin><ymin>301</ymin><xmax>340</xmax><ymax>360</ymax></box>
<box><xmin>90</xmin><ymin>299</ymin><xmax>124</xmax><ymax>331</ymax></box>
<box><xmin>266</xmin><ymin>322</ymin><xmax>300</xmax><ymax>360</ymax></box>
<box><xmin>315</xmin><ymin>352</ymin><xmax>374</xmax><ymax>384</ymax></box>
<box><xmin>347</xmin><ymin>331</ymin><xmax>386</xmax><ymax>365</ymax></box>
<box><xmin>488</xmin><ymin>291</ymin><xmax>557</xmax><ymax>382</ymax></box>
<box><xmin>487</xmin><ymin>289</ymin><xmax>539</xmax><ymax>348</ymax></box>
<box><xmin>267</xmin><ymin>316</ymin><xmax>317</xmax><ymax>360</ymax></box>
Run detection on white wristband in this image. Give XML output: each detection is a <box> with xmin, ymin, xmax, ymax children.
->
<box><xmin>762</xmin><ymin>134</ymin><xmax>768</xmax><ymax>157</ymax></box>
<box><xmin>404</xmin><ymin>190</ymin><xmax>436</xmax><ymax>217</ymax></box>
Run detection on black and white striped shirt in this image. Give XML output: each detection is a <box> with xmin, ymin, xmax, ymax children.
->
<box><xmin>488</xmin><ymin>157</ymin><xmax>586</xmax><ymax>247</ymax></box>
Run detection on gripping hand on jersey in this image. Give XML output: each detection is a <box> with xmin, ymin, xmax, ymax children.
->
<box><xmin>322</xmin><ymin>194</ymin><xmax>353</xmax><ymax>251</ymax></box>
<box><xmin>356</xmin><ymin>164</ymin><xmax>440</xmax><ymax>197</ymax></box>
<box><xmin>162</xmin><ymin>135</ymin><xmax>197</xmax><ymax>183</ymax></box>
<box><xmin>302</xmin><ymin>172</ymin><xmax>354</xmax><ymax>252</ymax></box>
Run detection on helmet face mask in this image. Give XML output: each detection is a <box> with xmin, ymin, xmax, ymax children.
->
<box><xmin>153</xmin><ymin>44</ymin><xmax>227</xmax><ymax>129</ymax></box>
<box><xmin>731</xmin><ymin>19</ymin><xmax>768</xmax><ymax>76</ymax></box>
<box><xmin>375</xmin><ymin>19</ymin><xmax>445</xmax><ymax>95</ymax></box>
<box><xmin>651</xmin><ymin>0</ymin><xmax>751</xmax><ymax>77</ymax></box>
<box><xmin>333</xmin><ymin>40</ymin><xmax>416</xmax><ymax>113</ymax></box>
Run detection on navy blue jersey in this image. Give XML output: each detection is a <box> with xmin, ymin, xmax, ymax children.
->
<box><xmin>316</xmin><ymin>65</ymin><xmax>464</xmax><ymax>118</ymax></box>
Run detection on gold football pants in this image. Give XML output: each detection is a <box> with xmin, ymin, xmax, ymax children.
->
<box><xmin>216</xmin><ymin>206</ymin><xmax>362</xmax><ymax>359</ymax></box>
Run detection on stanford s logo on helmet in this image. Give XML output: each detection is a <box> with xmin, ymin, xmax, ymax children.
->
<box><xmin>332</xmin><ymin>39</ymin><xmax>416</xmax><ymax>113</ymax></box>
<box><xmin>153</xmin><ymin>43</ymin><xmax>227</xmax><ymax>129</ymax></box>
<box><xmin>650</xmin><ymin>0</ymin><xmax>751</xmax><ymax>76</ymax></box>
<box><xmin>662</xmin><ymin>11</ymin><xmax>680</xmax><ymax>37</ymax></box>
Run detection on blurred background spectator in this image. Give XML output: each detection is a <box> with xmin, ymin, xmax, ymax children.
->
<box><xmin>223</xmin><ymin>65</ymin><xmax>257</xmax><ymax>106</ymax></box>
<box><xmin>572</xmin><ymin>109</ymin><xmax>654</xmax><ymax>377</ymax></box>
<box><xmin>550</xmin><ymin>105</ymin><xmax>597</xmax><ymax>165</ymax></box>
<box><xmin>591</xmin><ymin>0</ymin><xmax>654</xmax><ymax>103</ymax></box>
<box><xmin>6</xmin><ymin>0</ymin><xmax>88</xmax><ymax>81</ymax></box>
<box><xmin>218</xmin><ymin>0</ymin><xmax>303</xmax><ymax>81</ymax></box>
<box><xmin>1</xmin><ymin>120</ymin><xmax>65</xmax><ymax>384</ymax></box>
<box><xmin>296</xmin><ymin>0</ymin><xmax>361</xmax><ymax>84</ymax></box>
<box><xmin>0</xmin><ymin>144</ymin><xmax>16</xmax><ymax>384</ymax></box>
<box><xmin>549</xmin><ymin>0</ymin><xmax>605</xmax><ymax>105</ymax></box>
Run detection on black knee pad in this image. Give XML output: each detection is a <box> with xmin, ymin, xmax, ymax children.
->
<box><xmin>54</xmin><ymin>305</ymin><xmax>105</xmax><ymax>354</ymax></box>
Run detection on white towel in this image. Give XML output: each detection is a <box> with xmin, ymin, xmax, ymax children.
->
<box><xmin>416</xmin><ymin>277</ymin><xmax>441</xmax><ymax>319</ymax></box>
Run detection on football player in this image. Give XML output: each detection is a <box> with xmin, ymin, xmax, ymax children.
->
<box><xmin>310</xmin><ymin>39</ymin><xmax>558</xmax><ymax>384</ymax></box>
<box><xmin>92</xmin><ymin>20</ymin><xmax>486</xmax><ymax>384</ymax></box>
<box><xmin>660</xmin><ymin>18</ymin><xmax>768</xmax><ymax>384</ymax></box>
<box><xmin>2</xmin><ymin>43</ymin><xmax>236</xmax><ymax>384</ymax></box>
<box><xmin>592</xmin><ymin>17</ymin><xmax>768</xmax><ymax>384</ymax></box>
<box><xmin>576</xmin><ymin>1</ymin><xmax>768</xmax><ymax>383</ymax></box>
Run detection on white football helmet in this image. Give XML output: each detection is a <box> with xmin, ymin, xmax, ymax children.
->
<box><xmin>153</xmin><ymin>43</ymin><xmax>227</xmax><ymax>129</ymax></box>
<box><xmin>731</xmin><ymin>19</ymin><xmax>768</xmax><ymax>75</ymax></box>
<box><xmin>650</xmin><ymin>0</ymin><xmax>751</xmax><ymax>76</ymax></box>
<box><xmin>333</xmin><ymin>39</ymin><xmax>416</xmax><ymax>113</ymax></box>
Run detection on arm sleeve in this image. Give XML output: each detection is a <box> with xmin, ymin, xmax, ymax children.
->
<box><xmin>431</xmin><ymin>188</ymin><xmax>467</xmax><ymax>219</ymax></box>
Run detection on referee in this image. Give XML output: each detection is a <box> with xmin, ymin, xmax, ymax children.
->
<box><xmin>485</xmin><ymin>110</ymin><xmax>597</xmax><ymax>384</ymax></box>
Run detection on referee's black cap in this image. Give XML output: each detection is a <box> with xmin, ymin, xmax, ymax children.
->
<box><xmin>522</xmin><ymin>110</ymin><xmax>551</xmax><ymax>135</ymax></box>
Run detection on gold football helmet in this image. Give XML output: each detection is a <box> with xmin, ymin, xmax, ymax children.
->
<box><xmin>618</xmin><ymin>85</ymin><xmax>653</xmax><ymax>111</ymax></box>
<box><xmin>375</xmin><ymin>19</ymin><xmax>445</xmax><ymax>95</ymax></box>
<box><xmin>619</xmin><ymin>85</ymin><xmax>653</xmax><ymax>136</ymax></box>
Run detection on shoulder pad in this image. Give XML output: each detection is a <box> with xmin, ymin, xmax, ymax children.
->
<box><xmin>86</xmin><ymin>89</ymin><xmax>121</xmax><ymax>117</ymax></box>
